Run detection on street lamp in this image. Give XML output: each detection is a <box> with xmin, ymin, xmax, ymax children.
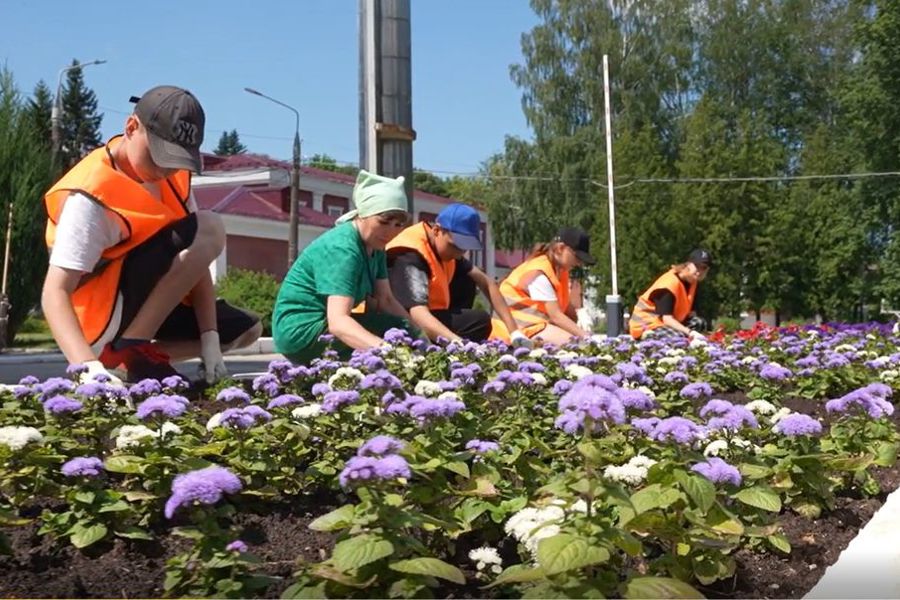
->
<box><xmin>51</xmin><ymin>59</ymin><xmax>106</xmax><ymax>165</ymax></box>
<box><xmin>244</xmin><ymin>87</ymin><xmax>302</xmax><ymax>266</ymax></box>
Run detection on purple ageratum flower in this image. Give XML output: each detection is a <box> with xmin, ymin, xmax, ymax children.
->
<box><xmin>383</xmin><ymin>328</ymin><xmax>411</xmax><ymax>345</ymax></box>
<box><xmin>498</xmin><ymin>355</ymin><xmax>519</xmax><ymax>368</ymax></box>
<box><xmin>824</xmin><ymin>353</ymin><xmax>851</xmax><ymax>369</ymax></box>
<box><xmin>161</xmin><ymin>375</ymin><xmax>189</xmax><ymax>391</ymax></box>
<box><xmin>219</xmin><ymin>406</ymin><xmax>272</xmax><ymax>429</ymax></box>
<box><xmin>614</xmin><ymin>362</ymin><xmax>652</xmax><ymax>386</ymax></box>
<box><xmin>774</xmin><ymin>413</ymin><xmax>823</xmax><ymax>436</ymax></box>
<box><xmin>61</xmin><ymin>456</ymin><xmax>104</xmax><ymax>478</ymax></box>
<box><xmin>680</xmin><ymin>382</ymin><xmax>714</xmax><ymax>399</ymax></box>
<box><xmin>664</xmin><ymin>371</ymin><xmax>689</xmax><ymax>385</ymax></box>
<box><xmin>129</xmin><ymin>378</ymin><xmax>162</xmax><ymax>397</ymax></box>
<box><xmin>616</xmin><ymin>388</ymin><xmax>656</xmax><ymax>411</ymax></box>
<box><xmin>552</xmin><ymin>379</ymin><xmax>574</xmax><ymax>397</ymax></box>
<box><xmin>338</xmin><ymin>454</ymin><xmax>411</xmax><ymax>488</ymax></box>
<box><xmin>646</xmin><ymin>417</ymin><xmax>705</xmax><ymax>445</ymax></box>
<box><xmin>699</xmin><ymin>399</ymin><xmax>738</xmax><ymax>418</ymax></box>
<box><xmin>679</xmin><ymin>356</ymin><xmax>699</xmax><ymax>369</ymax></box>
<box><xmin>74</xmin><ymin>382</ymin><xmax>108</xmax><ymax>398</ymax></box>
<box><xmin>38</xmin><ymin>377</ymin><xmax>76</xmax><ymax>399</ymax></box>
<box><xmin>322</xmin><ymin>390</ymin><xmax>360</xmax><ymax>413</ymax></box>
<box><xmin>226</xmin><ymin>540</ymin><xmax>248</xmax><ymax>553</ymax></box>
<box><xmin>216</xmin><ymin>387</ymin><xmax>251</xmax><ymax>403</ymax></box>
<box><xmin>66</xmin><ymin>363</ymin><xmax>88</xmax><ymax>377</ymax></box>
<box><xmin>252</xmin><ymin>373</ymin><xmax>280</xmax><ymax>398</ymax></box>
<box><xmin>409</xmin><ymin>397</ymin><xmax>466</xmax><ymax>423</ymax></box>
<box><xmin>759</xmin><ymin>363</ymin><xmax>792</xmax><ymax>381</ymax></box>
<box><xmin>317</xmin><ymin>332</ymin><xmax>336</xmax><ymax>344</ymax></box>
<box><xmin>135</xmin><ymin>395</ymin><xmax>189</xmax><ymax>420</ymax></box>
<box><xmin>579</xmin><ymin>374</ymin><xmax>620</xmax><ymax>392</ymax></box>
<box><xmin>691</xmin><ymin>457</ymin><xmax>742</xmax><ymax>486</ymax></box>
<box><xmin>360</xmin><ymin>370</ymin><xmax>403</xmax><ymax>391</ymax></box>
<box><xmin>18</xmin><ymin>375</ymin><xmax>39</xmax><ymax>386</ymax></box>
<box><xmin>512</xmin><ymin>346</ymin><xmax>531</xmax><ymax>358</ymax></box>
<box><xmin>465</xmin><ymin>439</ymin><xmax>500</xmax><ymax>454</ymax></box>
<box><xmin>164</xmin><ymin>466</ymin><xmax>242</xmax><ymax>519</ymax></box>
<box><xmin>631</xmin><ymin>416</ymin><xmax>661</xmax><ymax>435</ymax></box>
<box><xmin>826</xmin><ymin>383</ymin><xmax>894</xmax><ymax>419</ymax></box>
<box><xmin>267</xmin><ymin>359</ymin><xmax>293</xmax><ymax>381</ymax></box>
<box><xmin>381</xmin><ymin>390</ymin><xmax>403</xmax><ymax>406</ymax></box>
<box><xmin>482</xmin><ymin>380</ymin><xmax>506</xmax><ymax>394</ymax></box>
<box><xmin>451</xmin><ymin>366</ymin><xmax>478</xmax><ymax>386</ymax></box>
<box><xmin>358</xmin><ymin>435</ymin><xmax>406</xmax><ymax>457</ymax></box>
<box><xmin>311</xmin><ymin>383</ymin><xmax>332</xmax><ymax>397</ymax></box>
<box><xmin>267</xmin><ymin>394</ymin><xmax>304</xmax><ymax>410</ymax></box>
<box><xmin>43</xmin><ymin>395</ymin><xmax>84</xmax><ymax>415</ymax></box>
<box><xmin>558</xmin><ymin>384</ymin><xmax>627</xmax><ymax>423</ymax></box>
<box><xmin>707</xmin><ymin>406</ymin><xmax>759</xmax><ymax>431</ymax></box>
<box><xmin>374</xmin><ymin>454</ymin><xmax>412</xmax><ymax>479</ymax></box>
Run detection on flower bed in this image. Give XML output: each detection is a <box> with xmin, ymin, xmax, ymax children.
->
<box><xmin>1</xmin><ymin>323</ymin><xmax>899</xmax><ymax>598</ymax></box>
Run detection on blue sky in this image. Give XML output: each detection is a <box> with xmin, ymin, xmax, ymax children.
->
<box><xmin>1</xmin><ymin>0</ymin><xmax>538</xmax><ymax>175</ymax></box>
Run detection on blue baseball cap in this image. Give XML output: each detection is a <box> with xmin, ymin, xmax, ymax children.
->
<box><xmin>435</xmin><ymin>204</ymin><xmax>483</xmax><ymax>251</ymax></box>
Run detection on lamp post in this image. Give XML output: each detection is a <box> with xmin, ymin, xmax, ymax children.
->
<box><xmin>51</xmin><ymin>59</ymin><xmax>106</xmax><ymax>166</ymax></box>
<box><xmin>244</xmin><ymin>87</ymin><xmax>301</xmax><ymax>267</ymax></box>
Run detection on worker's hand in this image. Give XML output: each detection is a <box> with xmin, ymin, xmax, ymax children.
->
<box><xmin>199</xmin><ymin>331</ymin><xmax>229</xmax><ymax>384</ymax></box>
<box><xmin>79</xmin><ymin>360</ymin><xmax>124</xmax><ymax>387</ymax></box>
<box><xmin>688</xmin><ymin>330</ymin><xmax>708</xmax><ymax>344</ymax></box>
<box><xmin>510</xmin><ymin>329</ymin><xmax>534</xmax><ymax>349</ymax></box>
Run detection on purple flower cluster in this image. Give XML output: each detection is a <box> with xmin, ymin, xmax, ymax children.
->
<box><xmin>129</xmin><ymin>378</ymin><xmax>163</xmax><ymax>398</ymax></box>
<box><xmin>266</xmin><ymin>394</ymin><xmax>304</xmax><ymax>410</ymax></box>
<box><xmin>61</xmin><ymin>456</ymin><xmax>104</xmax><ymax>478</ymax></box>
<box><xmin>322</xmin><ymin>390</ymin><xmax>361</xmax><ymax>413</ymax></box>
<box><xmin>691</xmin><ymin>457</ymin><xmax>742</xmax><ymax>486</ymax></box>
<box><xmin>339</xmin><ymin>436</ymin><xmax>411</xmax><ymax>489</ymax></box>
<box><xmin>161</xmin><ymin>375</ymin><xmax>188</xmax><ymax>391</ymax></box>
<box><xmin>632</xmin><ymin>416</ymin><xmax>705</xmax><ymax>445</ymax></box>
<box><xmin>383</xmin><ymin>327</ymin><xmax>412</xmax><ymax>345</ymax></box>
<box><xmin>465</xmin><ymin>439</ymin><xmax>500</xmax><ymax>455</ymax></box>
<box><xmin>218</xmin><ymin>405</ymin><xmax>272</xmax><ymax>429</ymax></box>
<box><xmin>216</xmin><ymin>387</ymin><xmax>251</xmax><ymax>403</ymax></box>
<box><xmin>552</xmin><ymin>379</ymin><xmax>574</xmax><ymax>396</ymax></box>
<box><xmin>617</xmin><ymin>388</ymin><xmax>656</xmax><ymax>411</ymax></box>
<box><xmin>38</xmin><ymin>377</ymin><xmax>76</xmax><ymax>400</ymax></box>
<box><xmin>226</xmin><ymin>540</ymin><xmax>248</xmax><ymax>553</ymax></box>
<box><xmin>680</xmin><ymin>382</ymin><xmax>714</xmax><ymax>399</ymax></box>
<box><xmin>251</xmin><ymin>373</ymin><xmax>280</xmax><ymax>397</ymax></box>
<box><xmin>825</xmin><ymin>383</ymin><xmax>894</xmax><ymax>419</ymax></box>
<box><xmin>360</xmin><ymin>369</ymin><xmax>402</xmax><ymax>391</ymax></box>
<box><xmin>759</xmin><ymin>363</ymin><xmax>792</xmax><ymax>381</ymax></box>
<box><xmin>664</xmin><ymin>371</ymin><xmax>689</xmax><ymax>385</ymax></box>
<box><xmin>613</xmin><ymin>362</ymin><xmax>653</xmax><ymax>386</ymax></box>
<box><xmin>136</xmin><ymin>394</ymin><xmax>189</xmax><ymax>420</ymax></box>
<box><xmin>164</xmin><ymin>465</ymin><xmax>242</xmax><ymax>519</ymax></box>
<box><xmin>699</xmin><ymin>399</ymin><xmax>758</xmax><ymax>431</ymax></box>
<box><xmin>43</xmin><ymin>395</ymin><xmax>84</xmax><ymax>415</ymax></box>
<box><xmin>555</xmin><ymin>379</ymin><xmax>627</xmax><ymax>435</ymax></box>
<box><xmin>311</xmin><ymin>383</ymin><xmax>332</xmax><ymax>397</ymax></box>
<box><xmin>358</xmin><ymin>435</ymin><xmax>405</xmax><ymax>457</ymax></box>
<box><xmin>773</xmin><ymin>413</ymin><xmax>823</xmax><ymax>436</ymax></box>
<box><xmin>385</xmin><ymin>394</ymin><xmax>466</xmax><ymax>423</ymax></box>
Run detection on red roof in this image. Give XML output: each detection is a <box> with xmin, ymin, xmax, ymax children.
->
<box><xmin>194</xmin><ymin>185</ymin><xmax>336</xmax><ymax>228</ymax></box>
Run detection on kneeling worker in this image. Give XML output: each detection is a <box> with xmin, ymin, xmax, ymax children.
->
<box><xmin>386</xmin><ymin>203</ymin><xmax>528</xmax><ymax>345</ymax></box>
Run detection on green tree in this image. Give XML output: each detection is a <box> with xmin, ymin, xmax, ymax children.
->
<box><xmin>412</xmin><ymin>169</ymin><xmax>449</xmax><ymax>197</ymax></box>
<box><xmin>306</xmin><ymin>153</ymin><xmax>358</xmax><ymax>176</ymax></box>
<box><xmin>58</xmin><ymin>59</ymin><xmax>103</xmax><ymax>170</ymax></box>
<box><xmin>0</xmin><ymin>68</ymin><xmax>54</xmax><ymax>343</ymax></box>
<box><xmin>25</xmin><ymin>80</ymin><xmax>53</xmax><ymax>150</ymax></box>
<box><xmin>213</xmin><ymin>129</ymin><xmax>247</xmax><ymax>156</ymax></box>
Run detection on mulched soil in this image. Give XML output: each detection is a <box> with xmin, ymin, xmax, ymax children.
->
<box><xmin>3</xmin><ymin>391</ymin><xmax>899</xmax><ymax>598</ymax></box>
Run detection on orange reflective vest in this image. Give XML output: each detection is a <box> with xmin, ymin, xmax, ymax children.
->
<box><xmin>628</xmin><ymin>268</ymin><xmax>696</xmax><ymax>339</ymax></box>
<box><xmin>490</xmin><ymin>254</ymin><xmax>570</xmax><ymax>341</ymax></box>
<box><xmin>385</xmin><ymin>222</ymin><xmax>456</xmax><ymax>310</ymax></box>
<box><xmin>44</xmin><ymin>136</ymin><xmax>191</xmax><ymax>344</ymax></box>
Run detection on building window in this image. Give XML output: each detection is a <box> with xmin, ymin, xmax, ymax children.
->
<box><xmin>327</xmin><ymin>205</ymin><xmax>344</xmax><ymax>218</ymax></box>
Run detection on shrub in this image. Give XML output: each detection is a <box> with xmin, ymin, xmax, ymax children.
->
<box><xmin>216</xmin><ymin>268</ymin><xmax>279</xmax><ymax>336</ymax></box>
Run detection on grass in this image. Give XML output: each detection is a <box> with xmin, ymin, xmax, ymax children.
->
<box><xmin>11</xmin><ymin>314</ymin><xmax>58</xmax><ymax>350</ymax></box>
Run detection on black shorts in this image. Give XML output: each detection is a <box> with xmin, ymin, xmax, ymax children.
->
<box><xmin>115</xmin><ymin>213</ymin><xmax>258</xmax><ymax>344</ymax></box>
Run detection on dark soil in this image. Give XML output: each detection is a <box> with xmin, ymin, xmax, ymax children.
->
<box><xmin>3</xmin><ymin>391</ymin><xmax>899</xmax><ymax>598</ymax></box>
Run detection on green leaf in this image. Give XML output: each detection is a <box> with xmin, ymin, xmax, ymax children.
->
<box><xmin>536</xmin><ymin>534</ymin><xmax>610</xmax><ymax>575</ymax></box>
<box><xmin>621</xmin><ymin>576</ymin><xmax>704</xmax><ymax>599</ymax></box>
<box><xmin>98</xmin><ymin>500</ymin><xmax>131</xmax><ymax>513</ymax></box>
<box><xmin>734</xmin><ymin>486</ymin><xmax>782</xmax><ymax>512</ymax></box>
<box><xmin>485</xmin><ymin>564</ymin><xmax>547</xmax><ymax>588</ymax></box>
<box><xmin>103</xmin><ymin>455</ymin><xmax>143</xmax><ymax>474</ymax></box>
<box><xmin>311</xmin><ymin>564</ymin><xmax>377</xmax><ymax>588</ymax></box>
<box><xmin>577</xmin><ymin>441</ymin><xmax>604</xmax><ymax>463</ymax></box>
<box><xmin>124</xmin><ymin>491</ymin><xmax>157</xmax><ymax>502</ymax></box>
<box><xmin>443</xmin><ymin>461</ymin><xmax>470</xmax><ymax>478</ymax></box>
<box><xmin>69</xmin><ymin>522</ymin><xmax>108</xmax><ymax>548</ymax></box>
<box><xmin>332</xmin><ymin>534</ymin><xmax>394</xmax><ymax>572</ymax></box>
<box><xmin>876</xmin><ymin>442</ymin><xmax>898</xmax><ymax>467</ymax></box>
<box><xmin>308</xmin><ymin>504</ymin><xmax>355</xmax><ymax>532</ymax></box>
<box><xmin>827</xmin><ymin>455</ymin><xmax>874</xmax><ymax>472</ymax></box>
<box><xmin>767</xmin><ymin>533</ymin><xmax>791</xmax><ymax>554</ymax></box>
<box><xmin>630</xmin><ymin>484</ymin><xmax>663</xmax><ymax>514</ymax></box>
<box><xmin>74</xmin><ymin>490</ymin><xmax>95</xmax><ymax>504</ymax></box>
<box><xmin>675</xmin><ymin>471</ymin><xmax>716</xmax><ymax>514</ymax></box>
<box><xmin>738</xmin><ymin>463</ymin><xmax>773</xmax><ymax>479</ymax></box>
<box><xmin>390</xmin><ymin>557</ymin><xmax>466</xmax><ymax>585</ymax></box>
<box><xmin>115</xmin><ymin>526</ymin><xmax>154</xmax><ymax>541</ymax></box>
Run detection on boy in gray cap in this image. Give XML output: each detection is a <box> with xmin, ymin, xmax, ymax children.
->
<box><xmin>42</xmin><ymin>85</ymin><xmax>261</xmax><ymax>384</ymax></box>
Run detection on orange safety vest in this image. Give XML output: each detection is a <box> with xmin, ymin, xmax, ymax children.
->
<box><xmin>628</xmin><ymin>268</ymin><xmax>697</xmax><ymax>339</ymax></box>
<box><xmin>44</xmin><ymin>136</ymin><xmax>191</xmax><ymax>344</ymax></box>
<box><xmin>489</xmin><ymin>254</ymin><xmax>570</xmax><ymax>342</ymax></box>
<box><xmin>385</xmin><ymin>222</ymin><xmax>456</xmax><ymax>310</ymax></box>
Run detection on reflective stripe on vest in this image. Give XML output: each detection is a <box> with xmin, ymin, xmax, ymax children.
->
<box><xmin>385</xmin><ymin>222</ymin><xmax>456</xmax><ymax>310</ymax></box>
<box><xmin>628</xmin><ymin>269</ymin><xmax>697</xmax><ymax>339</ymax></box>
<box><xmin>497</xmin><ymin>254</ymin><xmax>569</xmax><ymax>332</ymax></box>
<box><xmin>44</xmin><ymin>136</ymin><xmax>191</xmax><ymax>344</ymax></box>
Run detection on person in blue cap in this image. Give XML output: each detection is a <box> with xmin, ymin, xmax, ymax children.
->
<box><xmin>385</xmin><ymin>203</ymin><xmax>529</xmax><ymax>344</ymax></box>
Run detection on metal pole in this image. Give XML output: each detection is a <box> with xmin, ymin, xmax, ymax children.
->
<box><xmin>51</xmin><ymin>60</ymin><xmax>106</xmax><ymax>167</ymax></box>
<box><xmin>244</xmin><ymin>87</ymin><xmax>301</xmax><ymax>267</ymax></box>
<box><xmin>602</xmin><ymin>54</ymin><xmax>624</xmax><ymax>337</ymax></box>
<box><xmin>0</xmin><ymin>203</ymin><xmax>13</xmax><ymax>350</ymax></box>
<box><xmin>360</xmin><ymin>0</ymin><xmax>379</xmax><ymax>174</ymax></box>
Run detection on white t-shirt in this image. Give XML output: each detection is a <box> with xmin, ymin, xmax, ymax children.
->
<box><xmin>48</xmin><ymin>182</ymin><xmax>197</xmax><ymax>350</ymax></box>
<box><xmin>527</xmin><ymin>274</ymin><xmax>558</xmax><ymax>302</ymax></box>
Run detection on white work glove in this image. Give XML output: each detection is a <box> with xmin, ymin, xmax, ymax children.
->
<box><xmin>199</xmin><ymin>331</ymin><xmax>229</xmax><ymax>384</ymax></box>
<box><xmin>589</xmin><ymin>333</ymin><xmax>608</xmax><ymax>344</ymax></box>
<box><xmin>688</xmin><ymin>330</ymin><xmax>708</xmax><ymax>344</ymax></box>
<box><xmin>80</xmin><ymin>360</ymin><xmax>124</xmax><ymax>387</ymax></box>
<box><xmin>509</xmin><ymin>329</ymin><xmax>534</xmax><ymax>349</ymax></box>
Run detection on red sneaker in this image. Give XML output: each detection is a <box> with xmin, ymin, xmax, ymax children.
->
<box><xmin>99</xmin><ymin>341</ymin><xmax>180</xmax><ymax>382</ymax></box>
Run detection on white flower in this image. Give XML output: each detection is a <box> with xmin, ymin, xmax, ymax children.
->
<box><xmin>291</xmin><ymin>403</ymin><xmax>323</xmax><ymax>419</ymax></box>
<box><xmin>414</xmin><ymin>380</ymin><xmax>443</xmax><ymax>397</ymax></box>
<box><xmin>741</xmin><ymin>356</ymin><xmax>757</xmax><ymax>365</ymax></box>
<box><xmin>468</xmin><ymin>546</ymin><xmax>502</xmax><ymax>571</ymax></box>
<box><xmin>525</xmin><ymin>524</ymin><xmax>560</xmax><ymax>555</ymax></box>
<box><xmin>834</xmin><ymin>344</ymin><xmax>857</xmax><ymax>353</ymax></box>
<box><xmin>596</xmin><ymin>353</ymin><xmax>615</xmax><ymax>362</ymax></box>
<box><xmin>769</xmin><ymin>407</ymin><xmax>793</xmax><ymax>425</ymax></box>
<box><xmin>528</xmin><ymin>348</ymin><xmax>548</xmax><ymax>359</ymax></box>
<box><xmin>880</xmin><ymin>369</ymin><xmax>899</xmax><ymax>382</ymax></box>
<box><xmin>657</xmin><ymin>356</ymin><xmax>680</xmax><ymax>367</ymax></box>
<box><xmin>555</xmin><ymin>350</ymin><xmax>578</xmax><ymax>361</ymax></box>
<box><xmin>327</xmin><ymin>367</ymin><xmax>364</xmax><ymax>387</ymax></box>
<box><xmin>637</xmin><ymin>385</ymin><xmax>656</xmax><ymax>400</ymax></box>
<box><xmin>703</xmin><ymin>439</ymin><xmax>729</xmax><ymax>457</ymax></box>
<box><xmin>206</xmin><ymin>412</ymin><xmax>224</xmax><ymax>431</ymax></box>
<box><xmin>603</xmin><ymin>455</ymin><xmax>657</xmax><ymax>485</ymax></box>
<box><xmin>745</xmin><ymin>400</ymin><xmax>777</xmax><ymax>415</ymax></box>
<box><xmin>115</xmin><ymin>424</ymin><xmax>157</xmax><ymax>449</ymax></box>
<box><xmin>665</xmin><ymin>348</ymin><xmax>686</xmax><ymax>357</ymax></box>
<box><xmin>530</xmin><ymin>373</ymin><xmax>548</xmax><ymax>387</ymax></box>
<box><xmin>565</xmin><ymin>364</ymin><xmax>593</xmax><ymax>380</ymax></box>
<box><xmin>628</xmin><ymin>455</ymin><xmax>657</xmax><ymax>469</ymax></box>
<box><xmin>437</xmin><ymin>391</ymin><xmax>460</xmax><ymax>401</ymax></box>
<box><xmin>159</xmin><ymin>421</ymin><xmax>181</xmax><ymax>439</ymax></box>
<box><xmin>0</xmin><ymin>426</ymin><xmax>43</xmax><ymax>451</ymax></box>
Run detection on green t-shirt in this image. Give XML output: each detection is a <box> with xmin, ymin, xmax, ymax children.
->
<box><xmin>273</xmin><ymin>221</ymin><xmax>387</xmax><ymax>356</ymax></box>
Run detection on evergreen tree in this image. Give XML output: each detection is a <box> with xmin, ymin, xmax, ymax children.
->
<box><xmin>25</xmin><ymin>80</ymin><xmax>53</xmax><ymax>151</ymax></box>
<box><xmin>59</xmin><ymin>59</ymin><xmax>103</xmax><ymax>169</ymax></box>
<box><xmin>213</xmin><ymin>129</ymin><xmax>247</xmax><ymax>156</ymax></box>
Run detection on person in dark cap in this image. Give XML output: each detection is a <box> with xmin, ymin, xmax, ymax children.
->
<box><xmin>42</xmin><ymin>85</ymin><xmax>261</xmax><ymax>384</ymax></box>
<box><xmin>490</xmin><ymin>226</ymin><xmax>595</xmax><ymax>345</ymax></box>
<box><xmin>385</xmin><ymin>203</ymin><xmax>529</xmax><ymax>345</ymax></box>
<box><xmin>628</xmin><ymin>249</ymin><xmax>712</xmax><ymax>341</ymax></box>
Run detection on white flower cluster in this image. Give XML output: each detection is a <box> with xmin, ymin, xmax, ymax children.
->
<box><xmin>769</xmin><ymin>407</ymin><xmax>792</xmax><ymax>425</ymax></box>
<box><xmin>745</xmin><ymin>399</ymin><xmax>777</xmax><ymax>415</ymax></box>
<box><xmin>468</xmin><ymin>546</ymin><xmax>503</xmax><ymax>574</ymax></box>
<box><xmin>564</xmin><ymin>364</ymin><xmax>594</xmax><ymax>380</ymax></box>
<box><xmin>291</xmin><ymin>403</ymin><xmax>323</xmax><ymax>419</ymax></box>
<box><xmin>0</xmin><ymin>425</ymin><xmax>43</xmax><ymax>451</ymax></box>
<box><xmin>555</xmin><ymin>350</ymin><xmax>578</xmax><ymax>361</ymax></box>
<box><xmin>656</xmin><ymin>356</ymin><xmax>681</xmax><ymax>368</ymax></box>
<box><xmin>116</xmin><ymin>423</ymin><xmax>181</xmax><ymax>449</ymax></box>
<box><xmin>504</xmin><ymin>505</ymin><xmax>563</xmax><ymax>555</ymax></box>
<box><xmin>602</xmin><ymin>455</ymin><xmax>657</xmax><ymax>486</ymax></box>
<box><xmin>880</xmin><ymin>369</ymin><xmax>899</xmax><ymax>383</ymax></box>
<box><xmin>438</xmin><ymin>391</ymin><xmax>460</xmax><ymax>402</ymax></box>
<box><xmin>414</xmin><ymin>380</ymin><xmax>443</xmax><ymax>397</ymax></box>
<box><xmin>528</xmin><ymin>348</ymin><xmax>548</xmax><ymax>359</ymax></box>
<box><xmin>703</xmin><ymin>436</ymin><xmax>757</xmax><ymax>457</ymax></box>
<box><xmin>327</xmin><ymin>367</ymin><xmax>364</xmax><ymax>387</ymax></box>
<box><xmin>530</xmin><ymin>373</ymin><xmax>548</xmax><ymax>387</ymax></box>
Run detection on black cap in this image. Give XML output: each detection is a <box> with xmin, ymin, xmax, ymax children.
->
<box><xmin>555</xmin><ymin>227</ymin><xmax>596</xmax><ymax>266</ymax></box>
<box><xmin>688</xmin><ymin>248</ymin><xmax>713</xmax><ymax>268</ymax></box>
<box><xmin>132</xmin><ymin>85</ymin><xmax>205</xmax><ymax>173</ymax></box>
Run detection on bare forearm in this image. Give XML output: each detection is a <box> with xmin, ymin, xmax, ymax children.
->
<box><xmin>549</xmin><ymin>310</ymin><xmax>588</xmax><ymax>337</ymax></box>
<box><xmin>328</xmin><ymin>314</ymin><xmax>384</xmax><ymax>350</ymax></box>
<box><xmin>662</xmin><ymin>314</ymin><xmax>691</xmax><ymax>335</ymax></box>
<box><xmin>409</xmin><ymin>306</ymin><xmax>459</xmax><ymax>342</ymax></box>
<box><xmin>41</xmin><ymin>288</ymin><xmax>95</xmax><ymax>364</ymax></box>
<box><xmin>482</xmin><ymin>280</ymin><xmax>518</xmax><ymax>334</ymax></box>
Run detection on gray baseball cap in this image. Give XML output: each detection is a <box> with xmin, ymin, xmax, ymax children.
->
<box><xmin>131</xmin><ymin>85</ymin><xmax>205</xmax><ymax>173</ymax></box>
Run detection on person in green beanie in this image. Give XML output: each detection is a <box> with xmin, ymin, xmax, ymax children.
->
<box><xmin>272</xmin><ymin>170</ymin><xmax>414</xmax><ymax>363</ymax></box>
